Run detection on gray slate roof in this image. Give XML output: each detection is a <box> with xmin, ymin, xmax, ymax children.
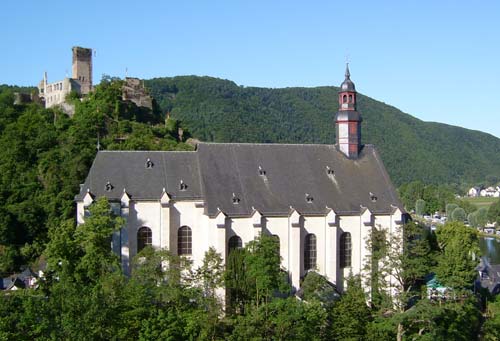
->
<box><xmin>76</xmin><ymin>143</ymin><xmax>403</xmax><ymax>217</ymax></box>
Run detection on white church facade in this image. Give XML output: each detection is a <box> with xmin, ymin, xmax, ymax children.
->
<box><xmin>75</xmin><ymin>66</ymin><xmax>406</xmax><ymax>291</ymax></box>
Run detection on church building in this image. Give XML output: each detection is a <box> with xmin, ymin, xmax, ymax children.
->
<box><xmin>75</xmin><ymin>66</ymin><xmax>405</xmax><ymax>291</ymax></box>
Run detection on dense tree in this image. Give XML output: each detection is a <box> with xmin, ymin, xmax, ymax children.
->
<box><xmin>474</xmin><ymin>207</ymin><xmax>489</xmax><ymax>227</ymax></box>
<box><xmin>415</xmin><ymin>199</ymin><xmax>426</xmax><ymax>216</ymax></box>
<box><xmin>330</xmin><ymin>276</ymin><xmax>371</xmax><ymax>340</ymax></box>
<box><xmin>488</xmin><ymin>198</ymin><xmax>500</xmax><ymax>225</ymax></box>
<box><xmin>482</xmin><ymin>295</ymin><xmax>500</xmax><ymax>340</ymax></box>
<box><xmin>446</xmin><ymin>203</ymin><xmax>459</xmax><ymax>218</ymax></box>
<box><xmin>451</xmin><ymin>207</ymin><xmax>466</xmax><ymax>222</ymax></box>
<box><xmin>399</xmin><ymin>181</ymin><xmax>455</xmax><ymax>213</ymax></box>
<box><xmin>229</xmin><ymin>297</ymin><xmax>329</xmax><ymax>341</ymax></box>
<box><xmin>435</xmin><ymin>222</ymin><xmax>479</xmax><ymax>289</ymax></box>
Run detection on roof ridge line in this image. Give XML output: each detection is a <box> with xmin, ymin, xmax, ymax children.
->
<box><xmin>199</xmin><ymin>142</ymin><xmax>337</xmax><ymax>147</ymax></box>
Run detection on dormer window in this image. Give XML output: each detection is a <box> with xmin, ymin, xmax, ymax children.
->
<box><xmin>179</xmin><ymin>180</ymin><xmax>188</xmax><ymax>191</ymax></box>
<box><xmin>370</xmin><ymin>192</ymin><xmax>377</xmax><ymax>202</ymax></box>
<box><xmin>326</xmin><ymin>166</ymin><xmax>334</xmax><ymax>175</ymax></box>
<box><xmin>258</xmin><ymin>166</ymin><xmax>266</xmax><ymax>176</ymax></box>
<box><xmin>145</xmin><ymin>158</ymin><xmax>154</xmax><ymax>169</ymax></box>
<box><xmin>232</xmin><ymin>193</ymin><xmax>240</xmax><ymax>204</ymax></box>
<box><xmin>305</xmin><ymin>193</ymin><xmax>314</xmax><ymax>203</ymax></box>
<box><xmin>105</xmin><ymin>181</ymin><xmax>114</xmax><ymax>191</ymax></box>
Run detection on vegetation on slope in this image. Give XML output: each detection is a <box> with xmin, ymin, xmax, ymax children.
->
<box><xmin>146</xmin><ymin>76</ymin><xmax>500</xmax><ymax>186</ymax></box>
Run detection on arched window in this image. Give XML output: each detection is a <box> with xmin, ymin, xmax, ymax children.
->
<box><xmin>228</xmin><ymin>235</ymin><xmax>242</xmax><ymax>254</ymax></box>
<box><xmin>349</xmin><ymin>94</ymin><xmax>353</xmax><ymax>102</ymax></box>
<box><xmin>178</xmin><ymin>226</ymin><xmax>192</xmax><ymax>255</ymax></box>
<box><xmin>340</xmin><ymin>232</ymin><xmax>352</xmax><ymax>268</ymax></box>
<box><xmin>137</xmin><ymin>227</ymin><xmax>152</xmax><ymax>253</ymax></box>
<box><xmin>342</xmin><ymin>94</ymin><xmax>347</xmax><ymax>103</ymax></box>
<box><xmin>304</xmin><ymin>234</ymin><xmax>317</xmax><ymax>271</ymax></box>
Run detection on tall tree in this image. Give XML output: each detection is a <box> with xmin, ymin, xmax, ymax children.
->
<box><xmin>415</xmin><ymin>199</ymin><xmax>426</xmax><ymax>216</ymax></box>
<box><xmin>331</xmin><ymin>275</ymin><xmax>371</xmax><ymax>340</ymax></box>
<box><xmin>435</xmin><ymin>222</ymin><xmax>479</xmax><ymax>289</ymax></box>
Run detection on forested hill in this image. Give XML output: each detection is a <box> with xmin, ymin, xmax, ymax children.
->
<box><xmin>146</xmin><ymin>76</ymin><xmax>500</xmax><ymax>186</ymax></box>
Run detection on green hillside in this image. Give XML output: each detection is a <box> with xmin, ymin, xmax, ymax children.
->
<box><xmin>146</xmin><ymin>76</ymin><xmax>500</xmax><ymax>186</ymax></box>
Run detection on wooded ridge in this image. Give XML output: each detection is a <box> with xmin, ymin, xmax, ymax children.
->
<box><xmin>146</xmin><ymin>76</ymin><xmax>500</xmax><ymax>186</ymax></box>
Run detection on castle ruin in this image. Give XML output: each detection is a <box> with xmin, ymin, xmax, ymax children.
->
<box><xmin>38</xmin><ymin>46</ymin><xmax>93</xmax><ymax>109</ymax></box>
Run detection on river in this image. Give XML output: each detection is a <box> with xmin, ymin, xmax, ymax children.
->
<box><xmin>479</xmin><ymin>236</ymin><xmax>500</xmax><ymax>265</ymax></box>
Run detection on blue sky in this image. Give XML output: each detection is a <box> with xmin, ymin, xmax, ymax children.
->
<box><xmin>1</xmin><ymin>0</ymin><xmax>499</xmax><ymax>137</ymax></box>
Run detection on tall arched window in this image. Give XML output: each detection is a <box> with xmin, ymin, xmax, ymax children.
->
<box><xmin>178</xmin><ymin>226</ymin><xmax>192</xmax><ymax>255</ymax></box>
<box><xmin>349</xmin><ymin>94</ymin><xmax>353</xmax><ymax>102</ymax></box>
<box><xmin>343</xmin><ymin>94</ymin><xmax>347</xmax><ymax>103</ymax></box>
<box><xmin>228</xmin><ymin>235</ymin><xmax>242</xmax><ymax>254</ymax></box>
<box><xmin>304</xmin><ymin>234</ymin><xmax>317</xmax><ymax>271</ymax></box>
<box><xmin>340</xmin><ymin>232</ymin><xmax>352</xmax><ymax>268</ymax></box>
<box><xmin>137</xmin><ymin>227</ymin><xmax>152</xmax><ymax>253</ymax></box>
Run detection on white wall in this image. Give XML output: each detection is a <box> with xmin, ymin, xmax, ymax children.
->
<box><xmin>76</xmin><ymin>198</ymin><xmax>403</xmax><ymax>293</ymax></box>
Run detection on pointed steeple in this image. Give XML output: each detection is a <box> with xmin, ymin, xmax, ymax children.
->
<box><xmin>340</xmin><ymin>63</ymin><xmax>356</xmax><ymax>92</ymax></box>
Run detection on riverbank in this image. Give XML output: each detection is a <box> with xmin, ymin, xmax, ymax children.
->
<box><xmin>479</xmin><ymin>232</ymin><xmax>500</xmax><ymax>239</ymax></box>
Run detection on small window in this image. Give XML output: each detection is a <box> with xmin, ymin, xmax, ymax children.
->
<box><xmin>370</xmin><ymin>192</ymin><xmax>377</xmax><ymax>202</ymax></box>
<box><xmin>349</xmin><ymin>94</ymin><xmax>353</xmax><ymax>102</ymax></box>
<box><xmin>145</xmin><ymin>158</ymin><xmax>154</xmax><ymax>168</ymax></box>
<box><xmin>137</xmin><ymin>227</ymin><xmax>152</xmax><ymax>253</ymax></box>
<box><xmin>179</xmin><ymin>180</ymin><xmax>188</xmax><ymax>191</ymax></box>
<box><xmin>343</xmin><ymin>94</ymin><xmax>347</xmax><ymax>103</ymax></box>
<box><xmin>232</xmin><ymin>193</ymin><xmax>240</xmax><ymax>204</ymax></box>
<box><xmin>340</xmin><ymin>232</ymin><xmax>352</xmax><ymax>268</ymax></box>
<box><xmin>305</xmin><ymin>194</ymin><xmax>314</xmax><ymax>203</ymax></box>
<box><xmin>258</xmin><ymin>166</ymin><xmax>266</xmax><ymax>176</ymax></box>
<box><xmin>178</xmin><ymin>226</ymin><xmax>192</xmax><ymax>255</ymax></box>
<box><xmin>105</xmin><ymin>181</ymin><xmax>113</xmax><ymax>191</ymax></box>
<box><xmin>304</xmin><ymin>234</ymin><xmax>317</xmax><ymax>271</ymax></box>
<box><xmin>228</xmin><ymin>235</ymin><xmax>242</xmax><ymax>253</ymax></box>
<box><xmin>326</xmin><ymin>166</ymin><xmax>334</xmax><ymax>175</ymax></box>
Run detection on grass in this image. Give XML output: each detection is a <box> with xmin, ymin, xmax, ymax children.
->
<box><xmin>463</xmin><ymin>197</ymin><xmax>498</xmax><ymax>209</ymax></box>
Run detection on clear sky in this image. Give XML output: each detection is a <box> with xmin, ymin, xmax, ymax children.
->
<box><xmin>1</xmin><ymin>0</ymin><xmax>499</xmax><ymax>138</ymax></box>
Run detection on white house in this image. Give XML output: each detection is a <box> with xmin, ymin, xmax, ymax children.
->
<box><xmin>480</xmin><ymin>187</ymin><xmax>499</xmax><ymax>198</ymax></box>
<box><xmin>75</xmin><ymin>66</ymin><xmax>406</xmax><ymax>292</ymax></box>
<box><xmin>468</xmin><ymin>187</ymin><xmax>481</xmax><ymax>197</ymax></box>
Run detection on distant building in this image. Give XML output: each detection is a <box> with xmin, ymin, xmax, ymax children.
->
<box><xmin>38</xmin><ymin>46</ymin><xmax>93</xmax><ymax>110</ymax></box>
<box><xmin>0</xmin><ymin>268</ymin><xmax>37</xmax><ymax>291</ymax></box>
<box><xmin>468</xmin><ymin>186</ymin><xmax>482</xmax><ymax>197</ymax></box>
<box><xmin>480</xmin><ymin>187</ymin><xmax>499</xmax><ymax>198</ymax></box>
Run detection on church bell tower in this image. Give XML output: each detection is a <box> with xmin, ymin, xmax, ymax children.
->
<box><xmin>335</xmin><ymin>63</ymin><xmax>362</xmax><ymax>159</ymax></box>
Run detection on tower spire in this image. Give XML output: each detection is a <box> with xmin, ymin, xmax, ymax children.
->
<box><xmin>335</xmin><ymin>64</ymin><xmax>362</xmax><ymax>159</ymax></box>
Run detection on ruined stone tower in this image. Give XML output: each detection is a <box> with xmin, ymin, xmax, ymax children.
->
<box><xmin>72</xmin><ymin>46</ymin><xmax>93</xmax><ymax>94</ymax></box>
